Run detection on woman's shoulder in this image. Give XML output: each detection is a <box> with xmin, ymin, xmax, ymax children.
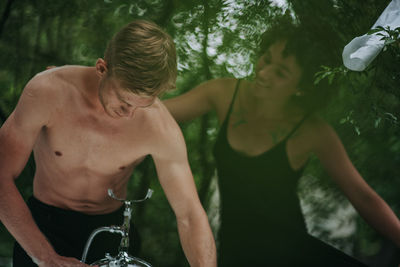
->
<box><xmin>303</xmin><ymin>115</ymin><xmax>334</xmax><ymax>133</ymax></box>
<box><xmin>298</xmin><ymin>114</ymin><xmax>338</xmax><ymax>150</ymax></box>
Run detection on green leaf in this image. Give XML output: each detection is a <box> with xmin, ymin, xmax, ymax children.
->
<box><xmin>368</xmin><ymin>28</ymin><xmax>383</xmax><ymax>35</ymax></box>
<box><xmin>385</xmin><ymin>39</ymin><xmax>396</xmax><ymax>45</ymax></box>
<box><xmin>328</xmin><ymin>73</ymin><xmax>335</xmax><ymax>84</ymax></box>
<box><xmin>385</xmin><ymin>112</ymin><xmax>398</xmax><ymax>121</ymax></box>
<box><xmin>374</xmin><ymin>117</ymin><xmax>381</xmax><ymax>128</ymax></box>
<box><xmin>355</xmin><ymin>126</ymin><xmax>361</xmax><ymax>135</ymax></box>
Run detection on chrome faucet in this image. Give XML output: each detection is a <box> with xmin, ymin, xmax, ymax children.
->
<box><xmin>81</xmin><ymin>189</ymin><xmax>153</xmax><ymax>267</ymax></box>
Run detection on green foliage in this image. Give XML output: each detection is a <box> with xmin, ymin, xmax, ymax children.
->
<box><xmin>1</xmin><ymin>0</ymin><xmax>400</xmax><ymax>266</ymax></box>
<box><xmin>314</xmin><ymin>65</ymin><xmax>349</xmax><ymax>86</ymax></box>
<box><xmin>368</xmin><ymin>25</ymin><xmax>400</xmax><ymax>47</ymax></box>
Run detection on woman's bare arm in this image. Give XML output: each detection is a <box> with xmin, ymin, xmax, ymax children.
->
<box><xmin>311</xmin><ymin>120</ymin><xmax>400</xmax><ymax>247</ymax></box>
<box><xmin>163</xmin><ymin>78</ymin><xmax>233</xmax><ymax>123</ymax></box>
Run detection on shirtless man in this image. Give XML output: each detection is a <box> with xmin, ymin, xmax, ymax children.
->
<box><xmin>0</xmin><ymin>20</ymin><xmax>216</xmax><ymax>267</ymax></box>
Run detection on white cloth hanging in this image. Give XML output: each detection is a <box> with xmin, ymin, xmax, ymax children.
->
<box><xmin>342</xmin><ymin>0</ymin><xmax>400</xmax><ymax>71</ymax></box>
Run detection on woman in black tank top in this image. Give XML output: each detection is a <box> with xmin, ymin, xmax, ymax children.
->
<box><xmin>164</xmin><ymin>17</ymin><xmax>400</xmax><ymax>266</ymax></box>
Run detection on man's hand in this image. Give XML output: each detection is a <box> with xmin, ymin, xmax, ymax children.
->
<box><xmin>36</xmin><ymin>254</ymin><xmax>97</xmax><ymax>267</ymax></box>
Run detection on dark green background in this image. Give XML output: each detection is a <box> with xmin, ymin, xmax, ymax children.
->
<box><xmin>0</xmin><ymin>0</ymin><xmax>399</xmax><ymax>266</ymax></box>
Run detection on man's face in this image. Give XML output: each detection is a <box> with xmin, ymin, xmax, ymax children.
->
<box><xmin>98</xmin><ymin>77</ymin><xmax>156</xmax><ymax>119</ymax></box>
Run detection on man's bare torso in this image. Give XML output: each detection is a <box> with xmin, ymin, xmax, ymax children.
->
<box><xmin>32</xmin><ymin>66</ymin><xmax>164</xmax><ymax>214</ymax></box>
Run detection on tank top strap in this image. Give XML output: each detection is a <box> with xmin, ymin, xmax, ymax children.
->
<box><xmin>225</xmin><ymin>79</ymin><xmax>241</xmax><ymax>121</ymax></box>
<box><xmin>284</xmin><ymin>113</ymin><xmax>311</xmax><ymax>141</ymax></box>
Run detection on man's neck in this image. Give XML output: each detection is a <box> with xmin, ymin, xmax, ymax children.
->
<box><xmin>78</xmin><ymin>67</ymin><xmax>104</xmax><ymax>112</ymax></box>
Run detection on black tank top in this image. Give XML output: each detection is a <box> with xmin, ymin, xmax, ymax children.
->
<box><xmin>213</xmin><ymin>80</ymin><xmax>367</xmax><ymax>267</ymax></box>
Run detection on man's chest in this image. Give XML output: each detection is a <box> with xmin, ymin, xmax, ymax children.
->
<box><xmin>35</xmin><ymin>110</ymin><xmax>148</xmax><ymax>175</ymax></box>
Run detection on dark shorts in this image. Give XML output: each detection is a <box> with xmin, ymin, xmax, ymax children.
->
<box><xmin>13</xmin><ymin>196</ymin><xmax>141</xmax><ymax>267</ymax></box>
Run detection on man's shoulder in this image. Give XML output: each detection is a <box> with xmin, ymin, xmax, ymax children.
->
<box><xmin>140</xmin><ymin>100</ymin><xmax>188</xmax><ymax>159</ymax></box>
<box><xmin>26</xmin><ymin>66</ymin><xmax>73</xmax><ymax>97</ymax></box>
<box><xmin>142</xmin><ymin>99</ymin><xmax>181</xmax><ymax>133</ymax></box>
<box><xmin>21</xmin><ymin>72</ymin><xmax>59</xmax><ymax>105</ymax></box>
<box><xmin>140</xmin><ymin>100</ymin><xmax>184</xmax><ymax>143</ymax></box>
<box><xmin>27</xmin><ymin>65</ymin><xmax>90</xmax><ymax>103</ymax></box>
<box><xmin>10</xmin><ymin>68</ymin><xmax>75</xmax><ymax>127</ymax></box>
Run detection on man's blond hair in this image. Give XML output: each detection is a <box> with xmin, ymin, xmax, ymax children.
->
<box><xmin>104</xmin><ymin>20</ymin><xmax>177</xmax><ymax>96</ymax></box>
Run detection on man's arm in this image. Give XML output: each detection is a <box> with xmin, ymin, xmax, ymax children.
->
<box><xmin>151</xmin><ymin>117</ymin><xmax>217</xmax><ymax>267</ymax></box>
<box><xmin>0</xmin><ymin>75</ymin><xmax>90</xmax><ymax>267</ymax></box>
<box><xmin>311</xmin><ymin>119</ymin><xmax>400</xmax><ymax>248</ymax></box>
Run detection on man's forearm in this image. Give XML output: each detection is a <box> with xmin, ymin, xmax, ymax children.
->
<box><xmin>176</xmin><ymin>208</ymin><xmax>217</xmax><ymax>267</ymax></box>
<box><xmin>0</xmin><ymin>178</ymin><xmax>57</xmax><ymax>263</ymax></box>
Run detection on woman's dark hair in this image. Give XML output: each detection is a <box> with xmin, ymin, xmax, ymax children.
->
<box><xmin>258</xmin><ymin>15</ymin><xmax>340</xmax><ymax>113</ymax></box>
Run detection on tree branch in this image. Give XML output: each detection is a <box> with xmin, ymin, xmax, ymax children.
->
<box><xmin>0</xmin><ymin>0</ymin><xmax>15</xmax><ymax>39</ymax></box>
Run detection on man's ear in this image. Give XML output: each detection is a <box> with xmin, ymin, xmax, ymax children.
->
<box><xmin>95</xmin><ymin>58</ymin><xmax>108</xmax><ymax>77</ymax></box>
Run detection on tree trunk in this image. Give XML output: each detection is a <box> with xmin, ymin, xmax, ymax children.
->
<box><xmin>198</xmin><ymin>0</ymin><xmax>214</xmax><ymax>205</ymax></box>
<box><xmin>0</xmin><ymin>0</ymin><xmax>15</xmax><ymax>39</ymax></box>
<box><xmin>29</xmin><ymin>12</ymin><xmax>44</xmax><ymax>78</ymax></box>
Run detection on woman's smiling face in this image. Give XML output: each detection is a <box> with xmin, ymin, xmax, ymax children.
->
<box><xmin>253</xmin><ymin>41</ymin><xmax>302</xmax><ymax>100</ymax></box>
